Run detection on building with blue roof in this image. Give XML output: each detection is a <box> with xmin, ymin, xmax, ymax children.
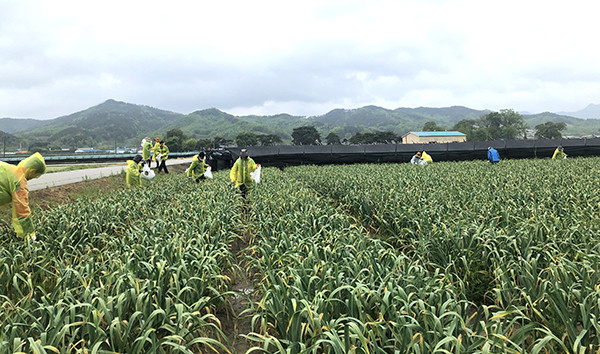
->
<box><xmin>402</xmin><ymin>131</ymin><xmax>467</xmax><ymax>144</ymax></box>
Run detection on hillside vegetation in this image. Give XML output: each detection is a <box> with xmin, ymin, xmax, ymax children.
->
<box><xmin>2</xmin><ymin>99</ymin><xmax>600</xmax><ymax>151</ymax></box>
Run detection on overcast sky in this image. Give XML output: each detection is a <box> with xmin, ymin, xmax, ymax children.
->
<box><xmin>1</xmin><ymin>0</ymin><xmax>599</xmax><ymax>120</ymax></box>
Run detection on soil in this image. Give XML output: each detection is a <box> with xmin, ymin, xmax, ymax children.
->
<box><xmin>218</xmin><ymin>201</ymin><xmax>259</xmax><ymax>353</ymax></box>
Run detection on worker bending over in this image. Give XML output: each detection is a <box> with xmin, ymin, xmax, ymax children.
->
<box><xmin>187</xmin><ymin>151</ymin><xmax>209</xmax><ymax>182</ymax></box>
<box><xmin>0</xmin><ymin>153</ymin><xmax>46</xmax><ymax>241</ymax></box>
<box><xmin>552</xmin><ymin>146</ymin><xmax>567</xmax><ymax>159</ymax></box>
<box><xmin>126</xmin><ymin>155</ymin><xmax>143</xmax><ymax>188</ymax></box>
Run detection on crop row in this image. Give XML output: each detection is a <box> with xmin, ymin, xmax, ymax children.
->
<box><xmin>0</xmin><ymin>174</ymin><xmax>240</xmax><ymax>353</ymax></box>
<box><xmin>2</xmin><ymin>157</ymin><xmax>599</xmax><ymax>353</ymax></box>
<box><xmin>286</xmin><ymin>158</ymin><xmax>600</xmax><ymax>351</ymax></box>
<box><xmin>243</xmin><ymin>165</ymin><xmax>596</xmax><ymax>353</ymax></box>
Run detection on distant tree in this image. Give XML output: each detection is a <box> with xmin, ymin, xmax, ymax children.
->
<box><xmin>349</xmin><ymin>131</ymin><xmax>396</xmax><ymax>144</ymax></box>
<box><xmin>258</xmin><ymin>134</ymin><xmax>282</xmax><ymax>146</ymax></box>
<box><xmin>165</xmin><ymin>136</ymin><xmax>182</xmax><ymax>152</ymax></box>
<box><xmin>182</xmin><ymin>138</ymin><xmax>198</xmax><ymax>151</ymax></box>
<box><xmin>453</xmin><ymin>109</ymin><xmax>527</xmax><ymax>141</ymax></box>
<box><xmin>236</xmin><ymin>132</ymin><xmax>259</xmax><ymax>147</ymax></box>
<box><xmin>373</xmin><ymin>131</ymin><xmax>397</xmax><ymax>144</ymax></box>
<box><xmin>453</xmin><ymin>119</ymin><xmax>478</xmax><ymax>140</ymax></box>
<box><xmin>480</xmin><ymin>109</ymin><xmax>528</xmax><ymax>140</ymax></box>
<box><xmin>349</xmin><ymin>132</ymin><xmax>374</xmax><ymax>144</ymax></box>
<box><xmin>422</xmin><ymin>121</ymin><xmax>445</xmax><ymax>131</ymax></box>
<box><xmin>472</xmin><ymin>127</ymin><xmax>491</xmax><ymax>141</ymax></box>
<box><xmin>292</xmin><ymin>126</ymin><xmax>320</xmax><ymax>145</ymax></box>
<box><xmin>535</xmin><ymin>121</ymin><xmax>567</xmax><ymax>139</ymax></box>
<box><xmin>325</xmin><ymin>132</ymin><xmax>341</xmax><ymax>145</ymax></box>
<box><xmin>211</xmin><ymin>136</ymin><xmax>230</xmax><ymax>148</ymax></box>
<box><xmin>196</xmin><ymin>138</ymin><xmax>212</xmax><ymax>150</ymax></box>
<box><xmin>165</xmin><ymin>128</ymin><xmax>187</xmax><ymax>143</ymax></box>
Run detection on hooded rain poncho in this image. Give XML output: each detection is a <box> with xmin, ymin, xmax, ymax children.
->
<box><xmin>0</xmin><ymin>153</ymin><xmax>46</xmax><ymax>238</ymax></box>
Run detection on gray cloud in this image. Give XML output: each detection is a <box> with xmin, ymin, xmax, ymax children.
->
<box><xmin>1</xmin><ymin>1</ymin><xmax>599</xmax><ymax>119</ymax></box>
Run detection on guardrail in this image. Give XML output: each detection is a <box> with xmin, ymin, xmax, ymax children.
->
<box><xmin>0</xmin><ymin>151</ymin><xmax>198</xmax><ymax>163</ymax></box>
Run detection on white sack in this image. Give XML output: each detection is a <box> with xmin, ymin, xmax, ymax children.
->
<box><xmin>204</xmin><ymin>166</ymin><xmax>213</xmax><ymax>179</ymax></box>
<box><xmin>141</xmin><ymin>164</ymin><xmax>155</xmax><ymax>181</ymax></box>
<box><xmin>250</xmin><ymin>165</ymin><xmax>261</xmax><ymax>184</ymax></box>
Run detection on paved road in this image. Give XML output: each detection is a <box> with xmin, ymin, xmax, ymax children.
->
<box><xmin>28</xmin><ymin>158</ymin><xmax>193</xmax><ymax>191</ymax></box>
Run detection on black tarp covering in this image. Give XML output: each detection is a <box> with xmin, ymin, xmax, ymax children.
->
<box><xmin>217</xmin><ymin>138</ymin><xmax>600</xmax><ymax>168</ymax></box>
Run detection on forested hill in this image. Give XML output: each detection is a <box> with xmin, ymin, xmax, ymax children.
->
<box><xmin>312</xmin><ymin>105</ymin><xmax>489</xmax><ymax>136</ymax></box>
<box><xmin>522</xmin><ymin>112</ymin><xmax>600</xmax><ymax>136</ymax></box>
<box><xmin>2</xmin><ymin>99</ymin><xmax>600</xmax><ymax>149</ymax></box>
<box><xmin>10</xmin><ymin>100</ymin><xmax>185</xmax><ymax>149</ymax></box>
<box><xmin>0</xmin><ymin>118</ymin><xmax>50</xmax><ymax>134</ymax></box>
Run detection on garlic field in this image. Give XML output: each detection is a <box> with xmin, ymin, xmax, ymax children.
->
<box><xmin>1</xmin><ymin>158</ymin><xmax>599</xmax><ymax>353</ymax></box>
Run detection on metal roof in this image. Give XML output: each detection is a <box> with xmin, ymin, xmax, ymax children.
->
<box><xmin>409</xmin><ymin>131</ymin><xmax>466</xmax><ymax>137</ymax></box>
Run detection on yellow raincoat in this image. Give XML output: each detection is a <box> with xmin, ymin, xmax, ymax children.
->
<box><xmin>0</xmin><ymin>153</ymin><xmax>46</xmax><ymax>239</ymax></box>
<box><xmin>126</xmin><ymin>160</ymin><xmax>142</xmax><ymax>188</ymax></box>
<box><xmin>151</xmin><ymin>139</ymin><xmax>161</xmax><ymax>162</ymax></box>
<box><xmin>187</xmin><ymin>155</ymin><xmax>208</xmax><ymax>179</ymax></box>
<box><xmin>422</xmin><ymin>151</ymin><xmax>433</xmax><ymax>163</ymax></box>
<box><xmin>230</xmin><ymin>157</ymin><xmax>257</xmax><ymax>187</ymax></box>
<box><xmin>155</xmin><ymin>143</ymin><xmax>169</xmax><ymax>161</ymax></box>
<box><xmin>552</xmin><ymin>148</ymin><xmax>567</xmax><ymax>159</ymax></box>
<box><xmin>142</xmin><ymin>140</ymin><xmax>152</xmax><ymax>161</ymax></box>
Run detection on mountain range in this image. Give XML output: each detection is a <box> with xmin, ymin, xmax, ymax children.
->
<box><xmin>558</xmin><ymin>103</ymin><xmax>600</xmax><ymax>119</ymax></box>
<box><xmin>1</xmin><ymin>99</ymin><xmax>600</xmax><ymax>150</ymax></box>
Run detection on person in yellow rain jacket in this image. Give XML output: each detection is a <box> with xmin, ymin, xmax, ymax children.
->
<box><xmin>0</xmin><ymin>153</ymin><xmax>46</xmax><ymax>241</ymax></box>
<box><xmin>422</xmin><ymin>151</ymin><xmax>433</xmax><ymax>164</ymax></box>
<box><xmin>126</xmin><ymin>155</ymin><xmax>143</xmax><ymax>188</ymax></box>
<box><xmin>155</xmin><ymin>140</ymin><xmax>170</xmax><ymax>173</ymax></box>
<box><xmin>187</xmin><ymin>151</ymin><xmax>208</xmax><ymax>182</ymax></box>
<box><xmin>552</xmin><ymin>146</ymin><xmax>567</xmax><ymax>159</ymax></box>
<box><xmin>151</xmin><ymin>137</ymin><xmax>161</xmax><ymax>168</ymax></box>
<box><xmin>230</xmin><ymin>149</ymin><xmax>258</xmax><ymax>198</ymax></box>
<box><xmin>142</xmin><ymin>137</ymin><xmax>152</xmax><ymax>166</ymax></box>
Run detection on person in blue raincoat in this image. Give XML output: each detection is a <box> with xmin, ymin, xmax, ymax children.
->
<box><xmin>487</xmin><ymin>147</ymin><xmax>500</xmax><ymax>163</ymax></box>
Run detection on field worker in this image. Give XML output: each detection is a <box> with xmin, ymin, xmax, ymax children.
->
<box><xmin>151</xmin><ymin>137</ymin><xmax>161</xmax><ymax>168</ymax></box>
<box><xmin>487</xmin><ymin>147</ymin><xmax>500</xmax><ymax>163</ymax></box>
<box><xmin>230</xmin><ymin>148</ymin><xmax>258</xmax><ymax>198</ymax></box>
<box><xmin>187</xmin><ymin>151</ymin><xmax>209</xmax><ymax>182</ymax></box>
<box><xmin>0</xmin><ymin>153</ymin><xmax>46</xmax><ymax>241</ymax></box>
<box><xmin>422</xmin><ymin>151</ymin><xmax>433</xmax><ymax>164</ymax></box>
<box><xmin>552</xmin><ymin>145</ymin><xmax>567</xmax><ymax>159</ymax></box>
<box><xmin>155</xmin><ymin>140</ymin><xmax>170</xmax><ymax>174</ymax></box>
<box><xmin>410</xmin><ymin>151</ymin><xmax>426</xmax><ymax>165</ymax></box>
<box><xmin>126</xmin><ymin>154</ymin><xmax>143</xmax><ymax>188</ymax></box>
<box><xmin>142</xmin><ymin>137</ymin><xmax>152</xmax><ymax>166</ymax></box>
